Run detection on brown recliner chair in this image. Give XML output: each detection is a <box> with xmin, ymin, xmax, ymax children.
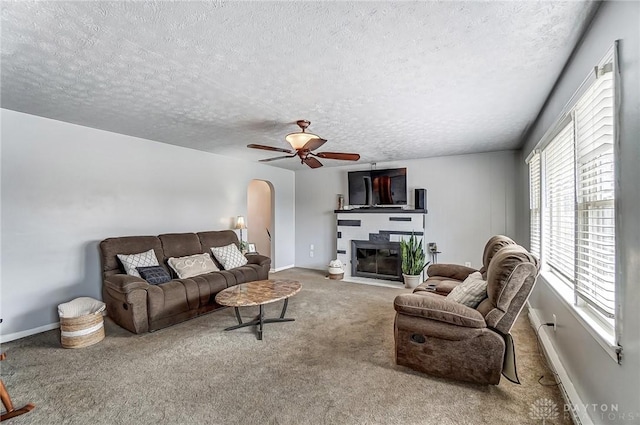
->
<box><xmin>394</xmin><ymin>244</ymin><xmax>539</xmax><ymax>385</ymax></box>
<box><xmin>414</xmin><ymin>235</ymin><xmax>516</xmax><ymax>296</ymax></box>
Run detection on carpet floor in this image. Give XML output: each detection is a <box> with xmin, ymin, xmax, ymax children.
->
<box><xmin>1</xmin><ymin>268</ymin><xmax>570</xmax><ymax>425</ymax></box>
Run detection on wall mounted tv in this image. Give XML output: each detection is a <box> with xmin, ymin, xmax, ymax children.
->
<box><xmin>348</xmin><ymin>168</ymin><xmax>407</xmax><ymax>206</ymax></box>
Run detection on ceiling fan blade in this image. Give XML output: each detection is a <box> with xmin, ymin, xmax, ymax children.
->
<box><xmin>259</xmin><ymin>154</ymin><xmax>297</xmax><ymax>162</ymax></box>
<box><xmin>304</xmin><ymin>157</ymin><xmax>323</xmax><ymax>169</ymax></box>
<box><xmin>302</xmin><ymin>138</ymin><xmax>327</xmax><ymax>151</ymax></box>
<box><xmin>247</xmin><ymin>144</ymin><xmax>294</xmax><ymax>154</ymax></box>
<box><xmin>315</xmin><ymin>152</ymin><xmax>361</xmax><ymax>161</ymax></box>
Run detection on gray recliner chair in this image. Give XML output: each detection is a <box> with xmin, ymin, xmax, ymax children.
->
<box><xmin>414</xmin><ymin>235</ymin><xmax>517</xmax><ymax>296</ymax></box>
<box><xmin>394</xmin><ymin>244</ymin><xmax>539</xmax><ymax>385</ymax></box>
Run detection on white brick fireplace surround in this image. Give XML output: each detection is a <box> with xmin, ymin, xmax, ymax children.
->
<box><xmin>335</xmin><ymin>209</ymin><xmax>427</xmax><ymax>287</ymax></box>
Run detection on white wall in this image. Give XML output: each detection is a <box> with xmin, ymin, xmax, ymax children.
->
<box><xmin>295</xmin><ymin>150</ymin><xmax>518</xmax><ymax>271</ymax></box>
<box><xmin>518</xmin><ymin>2</ymin><xmax>640</xmax><ymax>422</ymax></box>
<box><xmin>0</xmin><ymin>109</ymin><xmax>295</xmax><ymax>339</ymax></box>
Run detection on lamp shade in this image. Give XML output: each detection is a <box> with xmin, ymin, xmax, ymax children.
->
<box><xmin>235</xmin><ymin>216</ymin><xmax>246</xmax><ymax>229</ymax></box>
<box><xmin>285</xmin><ymin>132</ymin><xmax>319</xmax><ymax>150</ymax></box>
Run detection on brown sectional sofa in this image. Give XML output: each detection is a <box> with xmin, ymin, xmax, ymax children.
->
<box><xmin>99</xmin><ymin>230</ymin><xmax>270</xmax><ymax>334</ymax></box>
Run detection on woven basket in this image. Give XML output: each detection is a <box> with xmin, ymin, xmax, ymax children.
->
<box><xmin>60</xmin><ymin>313</ymin><xmax>105</xmax><ymax>349</ymax></box>
<box><xmin>58</xmin><ymin>297</ymin><xmax>106</xmax><ymax>349</ymax></box>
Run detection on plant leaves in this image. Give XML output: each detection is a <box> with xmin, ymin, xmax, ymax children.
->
<box><xmin>400</xmin><ymin>233</ymin><xmax>430</xmax><ymax>275</ymax></box>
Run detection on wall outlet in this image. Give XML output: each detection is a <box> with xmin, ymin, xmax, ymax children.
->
<box><xmin>309</xmin><ymin>251</ymin><xmax>314</xmax><ymax>258</ymax></box>
<box><xmin>464</xmin><ymin>262</ymin><xmax>471</xmax><ymax>267</ymax></box>
<box><xmin>310</xmin><ymin>244</ymin><xmax>314</xmax><ymax>251</ymax></box>
<box><xmin>552</xmin><ymin>314</ymin><xmax>557</xmax><ymax>331</ymax></box>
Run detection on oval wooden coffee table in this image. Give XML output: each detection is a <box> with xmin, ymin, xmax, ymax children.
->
<box><xmin>215</xmin><ymin>279</ymin><xmax>301</xmax><ymax>340</ymax></box>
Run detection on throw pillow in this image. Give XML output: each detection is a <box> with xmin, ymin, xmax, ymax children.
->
<box><xmin>137</xmin><ymin>266</ymin><xmax>172</xmax><ymax>285</ymax></box>
<box><xmin>117</xmin><ymin>249</ymin><xmax>159</xmax><ymax>278</ymax></box>
<box><xmin>446</xmin><ymin>271</ymin><xmax>488</xmax><ymax>308</ymax></box>
<box><xmin>167</xmin><ymin>253</ymin><xmax>219</xmax><ymax>279</ymax></box>
<box><xmin>210</xmin><ymin>243</ymin><xmax>248</xmax><ymax>270</ymax></box>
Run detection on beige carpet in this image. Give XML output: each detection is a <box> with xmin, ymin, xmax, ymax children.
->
<box><xmin>1</xmin><ymin>268</ymin><xmax>570</xmax><ymax>425</ymax></box>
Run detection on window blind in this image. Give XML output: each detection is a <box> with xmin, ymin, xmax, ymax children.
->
<box><xmin>527</xmin><ymin>45</ymin><xmax>618</xmax><ymax>341</ymax></box>
<box><xmin>574</xmin><ymin>68</ymin><xmax>616</xmax><ymax>318</ymax></box>
<box><xmin>529</xmin><ymin>153</ymin><xmax>541</xmax><ymax>259</ymax></box>
<box><xmin>543</xmin><ymin>123</ymin><xmax>575</xmax><ymax>284</ymax></box>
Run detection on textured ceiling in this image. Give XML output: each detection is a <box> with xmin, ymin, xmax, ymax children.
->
<box><xmin>1</xmin><ymin>1</ymin><xmax>597</xmax><ymax>170</ymax></box>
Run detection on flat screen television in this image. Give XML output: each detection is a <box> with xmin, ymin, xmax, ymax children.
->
<box><xmin>348</xmin><ymin>168</ymin><xmax>407</xmax><ymax>206</ymax></box>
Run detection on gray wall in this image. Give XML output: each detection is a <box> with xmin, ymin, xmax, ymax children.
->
<box><xmin>518</xmin><ymin>1</ymin><xmax>640</xmax><ymax>422</ymax></box>
<box><xmin>0</xmin><ymin>109</ymin><xmax>295</xmax><ymax>339</ymax></box>
<box><xmin>295</xmin><ymin>150</ymin><xmax>518</xmax><ymax>271</ymax></box>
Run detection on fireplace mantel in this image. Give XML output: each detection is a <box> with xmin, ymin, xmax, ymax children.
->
<box><xmin>334</xmin><ymin>209</ymin><xmax>427</xmax><ymax>214</ymax></box>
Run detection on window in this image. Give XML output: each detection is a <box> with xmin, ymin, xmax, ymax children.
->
<box><xmin>574</xmin><ymin>69</ymin><xmax>616</xmax><ymax>319</ymax></box>
<box><xmin>543</xmin><ymin>122</ymin><xmax>576</xmax><ymax>284</ymax></box>
<box><xmin>528</xmin><ymin>48</ymin><xmax>617</xmax><ymax>340</ymax></box>
<box><xmin>528</xmin><ymin>152</ymin><xmax>541</xmax><ymax>259</ymax></box>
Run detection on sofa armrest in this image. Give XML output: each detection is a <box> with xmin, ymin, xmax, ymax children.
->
<box><xmin>104</xmin><ymin>274</ymin><xmax>150</xmax><ymax>294</ymax></box>
<box><xmin>246</xmin><ymin>254</ymin><xmax>271</xmax><ymax>268</ymax></box>
<box><xmin>394</xmin><ymin>293</ymin><xmax>486</xmax><ymax>328</ymax></box>
<box><xmin>427</xmin><ymin>263</ymin><xmax>478</xmax><ymax>281</ymax></box>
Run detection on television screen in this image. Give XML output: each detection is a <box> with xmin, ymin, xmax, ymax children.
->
<box><xmin>348</xmin><ymin>168</ymin><xmax>407</xmax><ymax>206</ymax></box>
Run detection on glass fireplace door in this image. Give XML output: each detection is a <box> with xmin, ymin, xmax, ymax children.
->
<box><xmin>351</xmin><ymin>240</ymin><xmax>402</xmax><ymax>281</ymax></box>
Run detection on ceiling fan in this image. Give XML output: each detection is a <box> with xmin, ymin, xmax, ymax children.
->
<box><xmin>248</xmin><ymin>120</ymin><xmax>360</xmax><ymax>168</ymax></box>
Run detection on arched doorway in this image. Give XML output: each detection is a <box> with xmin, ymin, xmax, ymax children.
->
<box><xmin>247</xmin><ymin>180</ymin><xmax>274</xmax><ymax>261</ymax></box>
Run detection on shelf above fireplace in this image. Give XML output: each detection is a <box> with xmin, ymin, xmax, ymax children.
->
<box><xmin>334</xmin><ymin>209</ymin><xmax>427</xmax><ymax>214</ymax></box>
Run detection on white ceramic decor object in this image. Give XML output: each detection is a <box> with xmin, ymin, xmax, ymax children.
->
<box><xmin>328</xmin><ymin>259</ymin><xmax>344</xmax><ymax>280</ymax></box>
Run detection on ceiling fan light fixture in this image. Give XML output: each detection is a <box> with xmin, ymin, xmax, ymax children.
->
<box><xmin>248</xmin><ymin>118</ymin><xmax>360</xmax><ymax>169</ymax></box>
<box><xmin>285</xmin><ymin>132</ymin><xmax>319</xmax><ymax>150</ymax></box>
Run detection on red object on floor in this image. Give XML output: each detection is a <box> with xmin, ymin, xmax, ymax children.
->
<box><xmin>0</xmin><ymin>352</ymin><xmax>35</xmax><ymax>421</ymax></box>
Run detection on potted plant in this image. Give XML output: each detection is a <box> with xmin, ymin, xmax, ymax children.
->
<box><xmin>400</xmin><ymin>234</ymin><xmax>429</xmax><ymax>289</ymax></box>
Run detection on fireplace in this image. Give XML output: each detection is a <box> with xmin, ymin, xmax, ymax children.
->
<box><xmin>335</xmin><ymin>210</ymin><xmax>425</xmax><ymax>286</ymax></box>
<box><xmin>351</xmin><ymin>240</ymin><xmax>402</xmax><ymax>282</ymax></box>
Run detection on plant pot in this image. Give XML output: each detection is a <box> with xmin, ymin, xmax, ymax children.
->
<box><xmin>402</xmin><ymin>274</ymin><xmax>422</xmax><ymax>289</ymax></box>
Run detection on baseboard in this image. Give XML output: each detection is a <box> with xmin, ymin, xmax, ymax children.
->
<box><xmin>0</xmin><ymin>322</ymin><xmax>60</xmax><ymax>343</ymax></box>
<box><xmin>270</xmin><ymin>264</ymin><xmax>295</xmax><ymax>273</ymax></box>
<box><xmin>528</xmin><ymin>305</ymin><xmax>594</xmax><ymax>425</ymax></box>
